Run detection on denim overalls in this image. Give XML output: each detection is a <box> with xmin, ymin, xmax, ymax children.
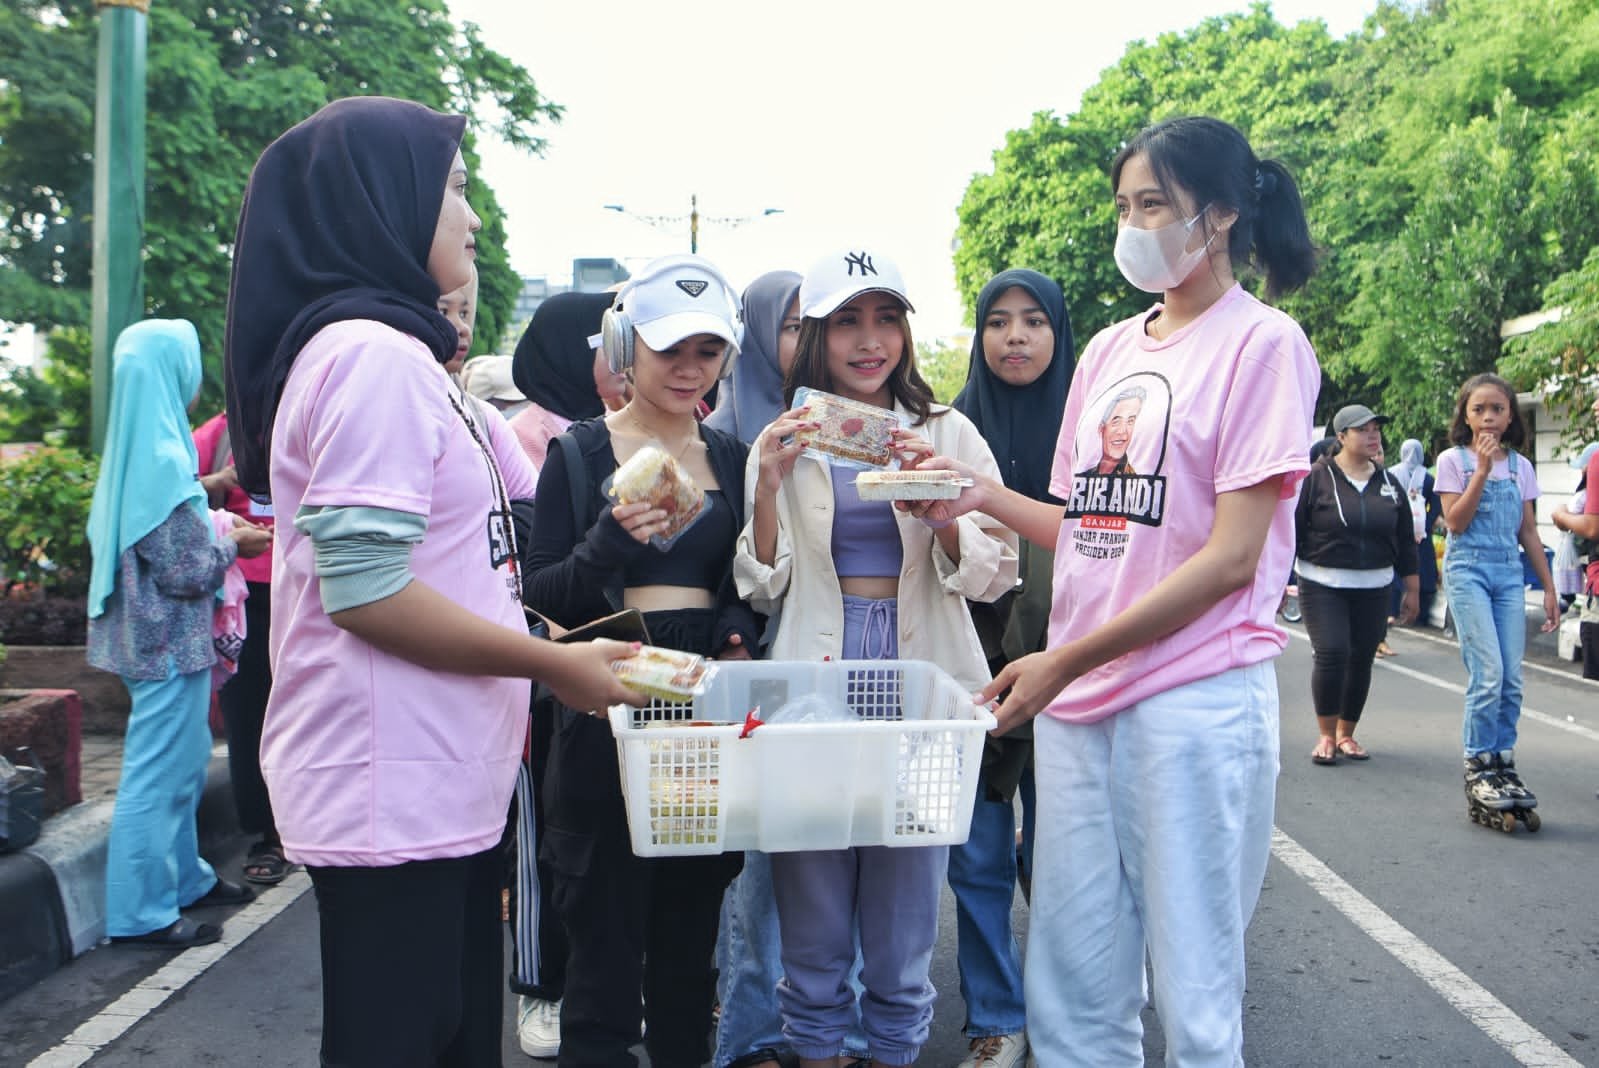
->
<box><xmin>1444</xmin><ymin>448</ymin><xmax>1527</xmax><ymax>757</ymax></box>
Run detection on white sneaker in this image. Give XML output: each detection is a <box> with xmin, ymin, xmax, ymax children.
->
<box><xmin>517</xmin><ymin>996</ymin><xmax>561</xmax><ymax>1059</ymax></box>
<box><xmin>957</xmin><ymin>1032</ymin><xmax>1029</xmax><ymax>1068</ymax></box>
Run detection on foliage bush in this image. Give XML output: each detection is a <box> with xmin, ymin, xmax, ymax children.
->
<box><xmin>0</xmin><ymin>447</ymin><xmax>99</xmax><ymax>599</ymax></box>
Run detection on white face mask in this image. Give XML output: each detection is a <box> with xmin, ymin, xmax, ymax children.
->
<box><xmin>1113</xmin><ymin>207</ymin><xmax>1218</xmax><ymax>294</ymax></box>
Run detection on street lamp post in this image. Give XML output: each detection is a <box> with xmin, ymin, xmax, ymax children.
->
<box><xmin>604</xmin><ymin>196</ymin><xmax>783</xmax><ymax>255</ymax></box>
<box><xmin>90</xmin><ymin>0</ymin><xmax>149</xmax><ymax>454</ymax></box>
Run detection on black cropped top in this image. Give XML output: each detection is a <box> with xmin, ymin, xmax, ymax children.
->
<box><xmin>624</xmin><ymin>489</ymin><xmax>734</xmax><ymax>590</ymax></box>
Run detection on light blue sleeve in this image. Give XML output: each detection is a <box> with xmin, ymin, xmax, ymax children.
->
<box><xmin>294</xmin><ymin>505</ymin><xmax>428</xmax><ymax>614</ymax></box>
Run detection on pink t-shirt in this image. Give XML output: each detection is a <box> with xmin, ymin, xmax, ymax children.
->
<box><xmin>193</xmin><ymin>413</ymin><xmax>275</xmax><ymax>584</ymax></box>
<box><xmin>263</xmin><ymin>320</ymin><xmax>538</xmax><ymax>867</ymax></box>
<box><xmin>1044</xmin><ymin>283</ymin><xmax>1319</xmax><ymax>724</ymax></box>
<box><xmin>507</xmin><ymin>401</ymin><xmax>572</xmax><ymax>472</ymax></box>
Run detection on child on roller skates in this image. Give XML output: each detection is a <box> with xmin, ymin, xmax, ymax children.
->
<box><xmin>1436</xmin><ymin>373</ymin><xmax>1559</xmax><ymax>832</ymax></box>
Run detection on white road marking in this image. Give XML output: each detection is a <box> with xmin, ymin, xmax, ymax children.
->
<box><xmin>1283</xmin><ymin>628</ymin><xmax>1599</xmax><ymax>743</ymax></box>
<box><xmin>1271</xmin><ymin>829</ymin><xmax>1581</xmax><ymax>1067</ymax></box>
<box><xmin>27</xmin><ymin>871</ymin><xmax>313</xmax><ymax>1068</ymax></box>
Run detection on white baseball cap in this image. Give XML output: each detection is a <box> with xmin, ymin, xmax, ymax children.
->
<box><xmin>1569</xmin><ymin>442</ymin><xmax>1599</xmax><ymax>470</ymax></box>
<box><xmin>799</xmin><ymin>248</ymin><xmax>915</xmax><ymax>319</ymax></box>
<box><xmin>616</xmin><ymin>254</ymin><xmax>743</xmax><ymax>354</ymax></box>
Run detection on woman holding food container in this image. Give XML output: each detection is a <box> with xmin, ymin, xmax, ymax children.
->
<box><xmin>522</xmin><ymin>253</ymin><xmax>760</xmax><ymax>1068</ymax></box>
<box><xmin>735</xmin><ymin>248</ymin><xmax>1017</xmax><ymax>1068</ymax></box>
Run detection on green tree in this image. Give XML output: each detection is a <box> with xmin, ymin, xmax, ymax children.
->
<box><xmin>955</xmin><ymin>0</ymin><xmax>1599</xmax><ymax>450</ymax></box>
<box><xmin>1501</xmin><ymin>245</ymin><xmax>1599</xmax><ymax>446</ymax></box>
<box><xmin>915</xmin><ymin>337</ymin><xmax>972</xmax><ymax>406</ymax></box>
<box><xmin>0</xmin><ymin>0</ymin><xmax>559</xmax><ymax>437</ymax></box>
<box><xmin>954</xmin><ymin>4</ymin><xmax>1343</xmax><ymax>348</ymax></box>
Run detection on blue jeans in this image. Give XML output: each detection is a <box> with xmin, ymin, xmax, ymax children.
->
<box><xmin>1446</xmin><ymin>550</ymin><xmax>1526</xmax><ymax>756</ymax></box>
<box><xmin>947</xmin><ymin>768</ymin><xmax>1032</xmax><ymax>1037</ymax></box>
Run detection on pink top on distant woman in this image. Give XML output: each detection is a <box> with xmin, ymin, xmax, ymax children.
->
<box><xmin>262</xmin><ymin>319</ymin><xmax>538</xmax><ymax>867</ymax></box>
<box><xmin>1044</xmin><ymin>283</ymin><xmax>1318</xmax><ymax>723</ymax></box>
<box><xmin>507</xmin><ymin>402</ymin><xmax>573</xmax><ymax>472</ymax></box>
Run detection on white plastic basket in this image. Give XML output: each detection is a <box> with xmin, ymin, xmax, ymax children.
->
<box><xmin>609</xmin><ymin>659</ymin><xmax>996</xmax><ymax>857</ymax></box>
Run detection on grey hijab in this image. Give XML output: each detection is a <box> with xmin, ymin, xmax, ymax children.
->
<box><xmin>1391</xmin><ymin>438</ymin><xmax>1428</xmax><ymax>495</ymax></box>
<box><xmin>705</xmin><ymin>270</ymin><xmax>801</xmax><ymax>444</ymax></box>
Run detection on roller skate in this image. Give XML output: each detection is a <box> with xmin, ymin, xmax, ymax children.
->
<box><xmin>1493</xmin><ymin>751</ymin><xmax>1541</xmax><ymax>832</ymax></box>
<box><xmin>1464</xmin><ymin>753</ymin><xmax>1538</xmax><ymax>833</ymax></box>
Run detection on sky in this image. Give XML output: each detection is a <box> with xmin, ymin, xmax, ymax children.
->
<box><xmin>448</xmin><ymin>1</ymin><xmax>1380</xmax><ymax>344</ymax></box>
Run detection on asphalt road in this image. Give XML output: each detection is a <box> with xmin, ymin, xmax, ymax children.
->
<box><xmin>7</xmin><ymin>622</ymin><xmax>1598</xmax><ymax>1066</ymax></box>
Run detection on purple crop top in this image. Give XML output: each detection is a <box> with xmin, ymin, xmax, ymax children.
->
<box><xmin>831</xmin><ymin>471</ymin><xmax>904</xmax><ymax>578</ymax></box>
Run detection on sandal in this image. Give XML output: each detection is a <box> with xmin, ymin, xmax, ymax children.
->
<box><xmin>111</xmin><ymin>916</ymin><xmax>222</xmax><ymax>948</ymax></box>
<box><xmin>1336</xmin><ymin>737</ymin><xmax>1370</xmax><ymax>760</ymax></box>
<box><xmin>183</xmin><ymin>878</ymin><xmax>255</xmax><ymax>909</ymax></box>
<box><xmin>1311</xmin><ymin>736</ymin><xmax>1338</xmax><ymax>765</ymax></box>
<box><xmin>243</xmin><ymin>844</ymin><xmax>295</xmax><ymax>886</ymax></box>
<box><xmin>1375</xmin><ymin>641</ymin><xmax>1396</xmax><ymax>658</ymax></box>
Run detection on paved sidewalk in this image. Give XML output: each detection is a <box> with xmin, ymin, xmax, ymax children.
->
<box><xmin>0</xmin><ymin>739</ymin><xmax>240</xmax><ymax>1003</ymax></box>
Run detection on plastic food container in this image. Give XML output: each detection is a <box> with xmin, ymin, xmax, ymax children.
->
<box><xmin>611</xmin><ymin>645</ymin><xmax>715</xmax><ymax>704</ymax></box>
<box><xmin>854</xmin><ymin>470</ymin><xmax>972</xmax><ymax>501</ymax></box>
<box><xmin>791</xmin><ymin>388</ymin><xmax>908</xmax><ymax>470</ymax></box>
<box><xmin>609</xmin><ymin>659</ymin><xmax>994</xmax><ymax>856</ymax></box>
<box><xmin>605</xmin><ymin>444</ymin><xmax>707</xmax><ymax>549</ymax></box>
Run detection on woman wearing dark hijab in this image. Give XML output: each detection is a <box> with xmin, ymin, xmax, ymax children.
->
<box><xmin>705</xmin><ymin>270</ymin><xmax>803</xmax><ymax>446</ymax></box>
<box><xmin>947</xmin><ymin>268</ymin><xmax>1073</xmax><ymax>1068</ymax></box>
<box><xmin>508</xmin><ymin>291</ymin><xmax>616</xmax><ymax>471</ymax></box>
<box><xmin>223</xmin><ymin>96</ymin><xmax>638</xmax><ymax>1067</ymax></box>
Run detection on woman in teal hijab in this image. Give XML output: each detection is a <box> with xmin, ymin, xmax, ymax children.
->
<box><xmin>86</xmin><ymin>319</ymin><xmax>271</xmax><ymax>948</ymax></box>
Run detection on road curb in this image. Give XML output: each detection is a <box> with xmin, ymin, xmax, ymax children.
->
<box><xmin>0</xmin><ymin>753</ymin><xmax>238</xmax><ymax>1004</ymax></box>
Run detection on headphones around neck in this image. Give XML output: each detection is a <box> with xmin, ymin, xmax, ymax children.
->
<box><xmin>600</xmin><ymin>255</ymin><xmax>746</xmax><ymax>380</ymax></box>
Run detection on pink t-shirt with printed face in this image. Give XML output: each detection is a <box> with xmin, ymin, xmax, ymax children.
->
<box><xmin>1044</xmin><ymin>283</ymin><xmax>1319</xmax><ymax>724</ymax></box>
<box><xmin>263</xmin><ymin>320</ymin><xmax>539</xmax><ymax>867</ymax></box>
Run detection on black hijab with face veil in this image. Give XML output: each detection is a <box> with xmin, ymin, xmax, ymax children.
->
<box><xmin>224</xmin><ymin>96</ymin><xmax>467</xmax><ymax>498</ymax></box>
<box><xmin>953</xmin><ymin>269</ymin><xmax>1075</xmax><ymax>503</ymax></box>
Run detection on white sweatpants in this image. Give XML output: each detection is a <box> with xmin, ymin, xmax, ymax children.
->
<box><xmin>1025</xmin><ymin>662</ymin><xmax>1280</xmax><ymax>1067</ymax></box>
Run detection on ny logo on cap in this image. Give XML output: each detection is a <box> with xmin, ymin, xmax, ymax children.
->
<box><xmin>844</xmin><ymin>252</ymin><xmax>877</xmax><ymax>277</ymax></box>
<box><xmin>676</xmin><ymin>279</ymin><xmax>709</xmax><ymax>297</ymax></box>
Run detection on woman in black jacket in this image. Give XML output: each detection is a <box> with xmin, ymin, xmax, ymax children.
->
<box><xmin>1294</xmin><ymin>405</ymin><xmax>1420</xmax><ymax>764</ymax></box>
<box><xmin>522</xmin><ymin>254</ymin><xmax>756</xmax><ymax>1068</ymax></box>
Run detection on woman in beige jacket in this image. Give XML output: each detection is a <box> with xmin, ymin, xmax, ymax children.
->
<box><xmin>734</xmin><ymin>248</ymin><xmax>1016</xmax><ymax>1068</ymax></box>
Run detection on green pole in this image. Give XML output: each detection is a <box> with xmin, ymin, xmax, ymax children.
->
<box><xmin>90</xmin><ymin>0</ymin><xmax>149</xmax><ymax>454</ymax></box>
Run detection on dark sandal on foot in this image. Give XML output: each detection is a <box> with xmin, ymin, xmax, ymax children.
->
<box><xmin>243</xmin><ymin>845</ymin><xmax>294</xmax><ymax>886</ymax></box>
<box><xmin>1311</xmin><ymin>737</ymin><xmax>1338</xmax><ymax>765</ymax></box>
<box><xmin>111</xmin><ymin>917</ymin><xmax>221</xmax><ymax>948</ymax></box>
<box><xmin>1336</xmin><ymin>737</ymin><xmax>1370</xmax><ymax>760</ymax></box>
<box><xmin>183</xmin><ymin>878</ymin><xmax>255</xmax><ymax>909</ymax></box>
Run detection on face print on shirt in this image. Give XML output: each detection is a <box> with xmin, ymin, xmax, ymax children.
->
<box><xmin>1064</xmin><ymin>372</ymin><xmax>1173</xmax><ymax>561</ymax></box>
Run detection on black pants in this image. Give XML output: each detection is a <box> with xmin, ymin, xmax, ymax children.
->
<box><xmin>219</xmin><ymin>581</ymin><xmax>277</xmax><ymax>843</ymax></box>
<box><xmin>308</xmin><ymin>849</ymin><xmax>504</xmax><ymax>1068</ymax></box>
<box><xmin>1582</xmin><ymin>621</ymin><xmax>1599</xmax><ymax>682</ymax></box>
<box><xmin>1299</xmin><ymin>578</ymin><xmax>1389</xmax><ymax>724</ymax></box>
<box><xmin>543</xmin><ymin>708</ymin><xmax>742</xmax><ymax>1068</ymax></box>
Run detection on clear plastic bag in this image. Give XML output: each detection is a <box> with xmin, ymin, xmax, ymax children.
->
<box><xmin>765</xmin><ymin>692</ymin><xmax>858</xmax><ymax>725</ymax></box>
<box><xmin>0</xmin><ymin>749</ymin><xmax>46</xmax><ymax>853</ymax></box>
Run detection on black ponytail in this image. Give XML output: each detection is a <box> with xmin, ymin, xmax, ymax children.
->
<box><xmin>1111</xmin><ymin>116</ymin><xmax>1318</xmax><ymax>298</ymax></box>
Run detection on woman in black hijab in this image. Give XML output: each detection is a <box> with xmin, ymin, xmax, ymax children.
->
<box><xmin>223</xmin><ymin>96</ymin><xmax>637</xmax><ymax>1067</ymax></box>
<box><xmin>946</xmin><ymin>268</ymin><xmax>1073</xmax><ymax>1066</ymax></box>
<box><xmin>507</xmin><ymin>290</ymin><xmax>616</xmax><ymax>470</ymax></box>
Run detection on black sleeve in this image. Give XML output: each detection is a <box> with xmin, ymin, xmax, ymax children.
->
<box><xmin>1293</xmin><ymin>466</ymin><xmax>1317</xmax><ymax>559</ymax></box>
<box><xmin>522</xmin><ymin>436</ymin><xmax>649</xmax><ymax>628</ymax></box>
<box><xmin>1392</xmin><ymin>475</ymin><xmax>1419</xmax><ymax>578</ymax></box>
